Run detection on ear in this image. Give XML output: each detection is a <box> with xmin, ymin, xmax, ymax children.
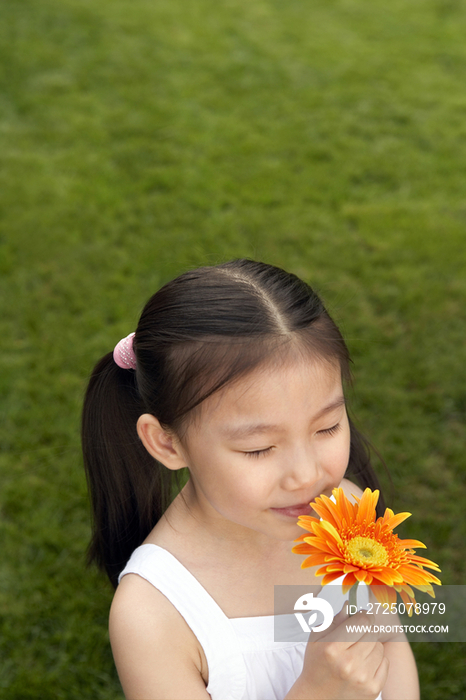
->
<box><xmin>136</xmin><ymin>414</ymin><xmax>187</xmax><ymax>471</ymax></box>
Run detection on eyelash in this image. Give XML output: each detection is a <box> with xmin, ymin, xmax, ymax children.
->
<box><xmin>243</xmin><ymin>424</ymin><xmax>341</xmax><ymax>458</ymax></box>
<box><xmin>244</xmin><ymin>447</ymin><xmax>274</xmax><ymax>459</ymax></box>
<box><xmin>318</xmin><ymin>423</ymin><xmax>341</xmax><ymax>436</ymax></box>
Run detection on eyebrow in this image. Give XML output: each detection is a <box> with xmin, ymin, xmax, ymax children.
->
<box><xmin>221</xmin><ymin>396</ymin><xmax>346</xmax><ymax>440</ymax></box>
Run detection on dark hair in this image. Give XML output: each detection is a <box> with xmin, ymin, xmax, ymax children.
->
<box><xmin>82</xmin><ymin>259</ymin><xmax>386</xmax><ymax>587</ymax></box>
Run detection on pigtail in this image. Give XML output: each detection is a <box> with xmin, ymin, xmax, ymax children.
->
<box><xmin>82</xmin><ymin>353</ymin><xmax>172</xmax><ymax>588</ymax></box>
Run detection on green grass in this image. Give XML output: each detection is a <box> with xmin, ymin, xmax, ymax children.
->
<box><xmin>1</xmin><ymin>0</ymin><xmax>466</xmax><ymax>697</ymax></box>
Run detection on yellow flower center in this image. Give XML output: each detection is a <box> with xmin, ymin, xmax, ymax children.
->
<box><xmin>345</xmin><ymin>536</ymin><xmax>389</xmax><ymax>567</ymax></box>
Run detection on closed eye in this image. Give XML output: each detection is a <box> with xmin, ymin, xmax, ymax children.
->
<box><xmin>318</xmin><ymin>423</ymin><xmax>341</xmax><ymax>436</ymax></box>
<box><xmin>243</xmin><ymin>447</ymin><xmax>274</xmax><ymax>458</ymax></box>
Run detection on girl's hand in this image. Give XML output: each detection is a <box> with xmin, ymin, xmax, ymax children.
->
<box><xmin>285</xmin><ymin>606</ymin><xmax>390</xmax><ymax>700</ymax></box>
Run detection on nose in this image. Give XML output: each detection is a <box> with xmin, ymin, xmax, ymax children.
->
<box><xmin>280</xmin><ymin>446</ymin><xmax>321</xmax><ymax>492</ymax></box>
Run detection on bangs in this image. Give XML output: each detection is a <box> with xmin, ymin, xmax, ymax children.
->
<box><xmin>165</xmin><ymin>314</ymin><xmax>351</xmax><ymax>435</ymax></box>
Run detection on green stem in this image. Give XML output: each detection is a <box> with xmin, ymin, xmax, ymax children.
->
<box><xmin>348</xmin><ymin>581</ymin><xmax>360</xmax><ymax>615</ymax></box>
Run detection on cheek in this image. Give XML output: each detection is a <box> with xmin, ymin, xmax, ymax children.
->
<box><xmin>215</xmin><ymin>463</ymin><xmax>270</xmax><ymax>511</ymax></box>
<box><xmin>320</xmin><ymin>430</ymin><xmax>351</xmax><ymax>473</ymax></box>
<box><xmin>189</xmin><ymin>448</ymin><xmax>256</xmax><ymax>498</ymax></box>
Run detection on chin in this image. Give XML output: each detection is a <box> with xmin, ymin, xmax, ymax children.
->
<box><xmin>273</xmin><ymin>524</ymin><xmax>303</xmax><ymax>542</ymax></box>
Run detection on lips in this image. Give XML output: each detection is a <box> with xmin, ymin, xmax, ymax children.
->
<box><xmin>270</xmin><ymin>503</ymin><xmax>313</xmax><ymax>519</ymax></box>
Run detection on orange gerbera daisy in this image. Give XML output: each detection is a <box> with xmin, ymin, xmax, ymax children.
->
<box><xmin>292</xmin><ymin>487</ymin><xmax>441</xmax><ymax>613</ymax></box>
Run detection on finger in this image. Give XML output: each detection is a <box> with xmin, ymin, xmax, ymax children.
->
<box><xmin>311</xmin><ymin>609</ymin><xmax>371</xmax><ymax>646</ymax></box>
<box><xmin>346</xmin><ymin>643</ymin><xmax>388</xmax><ymax>698</ymax></box>
<box><xmin>346</xmin><ymin>638</ymin><xmax>385</xmax><ymax>671</ymax></box>
<box><xmin>350</xmin><ymin>615</ymin><xmax>403</xmax><ymax>645</ymax></box>
<box><xmin>320</xmin><ymin>608</ymin><xmax>391</xmax><ymax>647</ymax></box>
<box><xmin>373</xmin><ymin>652</ymin><xmax>390</xmax><ymax>687</ymax></box>
<box><xmin>353</xmin><ymin>638</ymin><xmax>384</xmax><ymax>664</ymax></box>
<box><xmin>332</xmin><ymin>601</ymin><xmax>351</xmax><ymax>624</ymax></box>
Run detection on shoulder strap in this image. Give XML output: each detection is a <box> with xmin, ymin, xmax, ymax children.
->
<box><xmin>119</xmin><ymin>544</ymin><xmax>247</xmax><ymax>700</ymax></box>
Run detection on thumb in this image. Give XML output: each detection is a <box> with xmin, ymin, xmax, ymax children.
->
<box><xmin>333</xmin><ymin>601</ymin><xmax>350</xmax><ymax>625</ymax></box>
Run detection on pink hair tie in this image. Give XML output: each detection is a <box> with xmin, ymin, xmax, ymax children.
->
<box><xmin>113</xmin><ymin>332</ymin><xmax>137</xmax><ymax>370</ymax></box>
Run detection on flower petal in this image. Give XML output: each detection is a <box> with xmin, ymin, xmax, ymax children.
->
<box><xmin>322</xmin><ymin>571</ymin><xmax>346</xmax><ymax>585</ymax></box>
<box><xmin>302</xmin><ymin>536</ymin><xmax>341</xmax><ymax>557</ymax></box>
<box><xmin>394</xmin><ymin>583</ymin><xmax>415</xmax><ymax>598</ymax></box>
<box><xmin>342</xmin><ymin>563</ymin><xmax>360</xmax><ymax>574</ymax></box>
<box><xmin>356</xmin><ymin>488</ymin><xmax>379</xmax><ymax>526</ymax></box>
<box><xmin>317</xmin><ymin>519</ymin><xmax>344</xmax><ymax>546</ymax></box>
<box><xmin>355</xmin><ymin>569</ymin><xmax>369</xmax><ymax>583</ymax></box>
<box><xmin>383</xmin><ymin>512</ymin><xmax>412</xmax><ymax>530</ymax></box>
<box><xmin>396</xmin><ymin>565</ymin><xmax>438</xmax><ymax>586</ymax></box>
<box><xmin>398</xmin><ymin>587</ymin><xmax>415</xmax><ymax>606</ymax></box>
<box><xmin>293</xmin><ymin>532</ymin><xmax>308</xmax><ymax>543</ymax></box>
<box><xmin>371</xmin><ymin>568</ymin><xmax>404</xmax><ymax>585</ymax></box>
<box><xmin>296</xmin><ymin>516</ymin><xmax>320</xmax><ymax>534</ymax></box>
<box><xmin>312</xmin><ymin>494</ymin><xmax>344</xmax><ymax>529</ymax></box>
<box><xmin>397</xmin><ymin>539</ymin><xmax>427</xmax><ymax>550</ymax></box>
<box><xmin>342</xmin><ymin>572</ymin><xmax>358</xmax><ymax>592</ymax></box>
<box><xmin>413</xmin><ymin>584</ymin><xmax>436</xmax><ymax>597</ymax></box>
<box><xmin>406</xmin><ymin>554</ymin><xmax>441</xmax><ymax>571</ymax></box>
<box><xmin>302</xmin><ymin>556</ymin><xmax>324</xmax><ymax>569</ymax></box>
<box><xmin>370</xmin><ymin>585</ymin><xmax>397</xmax><ymax>606</ymax></box>
<box><xmin>294</xmin><ymin>551</ymin><xmax>336</xmax><ymax>566</ymax></box>
<box><xmin>292</xmin><ymin>542</ymin><xmax>315</xmax><ymax>555</ymax></box>
<box><xmin>333</xmin><ymin>488</ymin><xmax>357</xmax><ymax>526</ymax></box>
<box><xmin>382</xmin><ymin>507</ymin><xmax>395</xmax><ymax>522</ymax></box>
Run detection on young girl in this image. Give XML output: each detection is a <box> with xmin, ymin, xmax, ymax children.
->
<box><xmin>82</xmin><ymin>259</ymin><xmax>420</xmax><ymax>700</ymax></box>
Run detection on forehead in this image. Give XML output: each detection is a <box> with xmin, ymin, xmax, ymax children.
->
<box><xmin>193</xmin><ymin>356</ymin><xmax>344</xmax><ymax>430</ymax></box>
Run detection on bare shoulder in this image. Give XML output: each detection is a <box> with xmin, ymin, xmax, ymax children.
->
<box><xmin>339</xmin><ymin>477</ymin><xmax>364</xmax><ymax>502</ymax></box>
<box><xmin>109</xmin><ymin>573</ymin><xmax>210</xmax><ymax>700</ymax></box>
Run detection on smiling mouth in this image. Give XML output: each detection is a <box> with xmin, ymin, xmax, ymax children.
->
<box><xmin>270</xmin><ymin>503</ymin><xmax>313</xmax><ymax>518</ymax></box>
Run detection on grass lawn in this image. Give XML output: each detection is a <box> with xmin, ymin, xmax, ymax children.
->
<box><xmin>1</xmin><ymin>0</ymin><xmax>465</xmax><ymax>697</ymax></box>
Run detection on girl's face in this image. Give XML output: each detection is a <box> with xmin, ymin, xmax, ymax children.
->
<box><xmin>179</xmin><ymin>355</ymin><xmax>351</xmax><ymax>543</ymax></box>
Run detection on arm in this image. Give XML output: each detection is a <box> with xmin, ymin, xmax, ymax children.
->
<box><xmin>382</xmin><ymin>638</ymin><xmax>420</xmax><ymax>700</ymax></box>
<box><xmin>109</xmin><ymin>574</ymin><xmax>211</xmax><ymax>700</ymax></box>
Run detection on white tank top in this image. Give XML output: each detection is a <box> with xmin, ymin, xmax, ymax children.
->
<box><xmin>119</xmin><ymin>544</ymin><xmax>383</xmax><ymax>700</ymax></box>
